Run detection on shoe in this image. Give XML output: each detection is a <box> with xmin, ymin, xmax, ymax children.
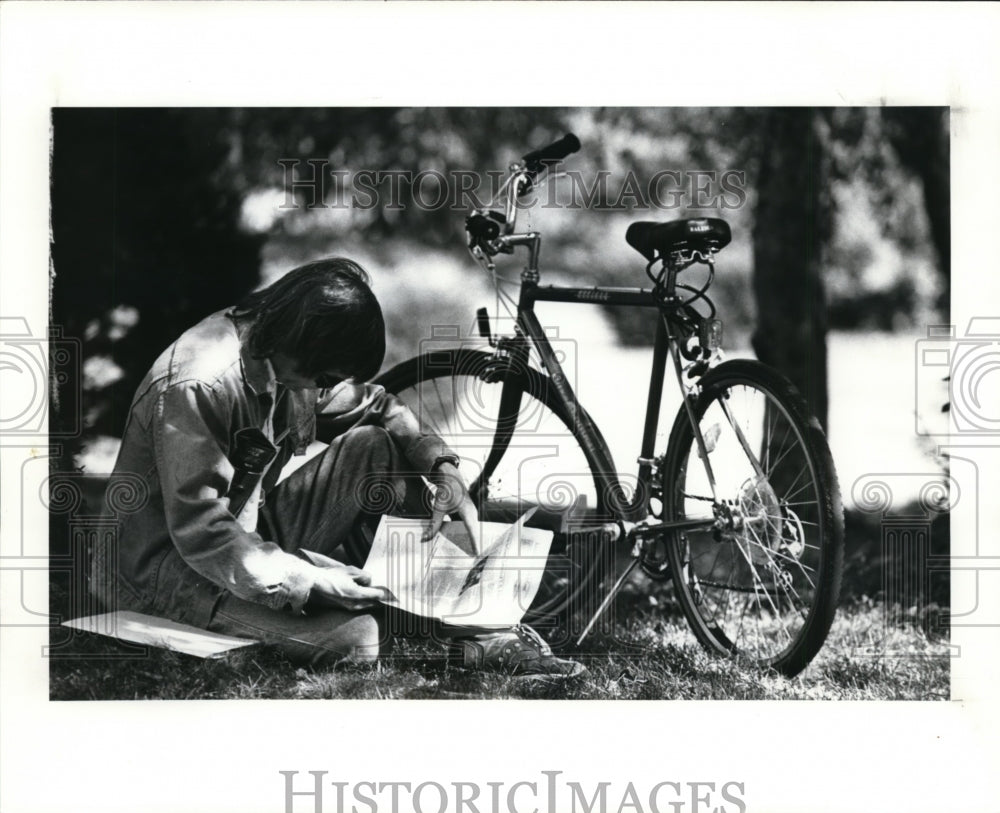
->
<box><xmin>448</xmin><ymin>624</ymin><xmax>586</xmax><ymax>679</ymax></box>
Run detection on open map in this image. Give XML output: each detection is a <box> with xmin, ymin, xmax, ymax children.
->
<box><xmin>363</xmin><ymin>509</ymin><xmax>554</xmax><ymax>628</ymax></box>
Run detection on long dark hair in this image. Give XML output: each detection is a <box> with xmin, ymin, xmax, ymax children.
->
<box><xmin>234</xmin><ymin>258</ymin><xmax>385</xmax><ymax>381</ymax></box>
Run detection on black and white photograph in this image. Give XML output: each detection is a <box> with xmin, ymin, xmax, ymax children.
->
<box><xmin>1</xmin><ymin>4</ymin><xmax>998</xmax><ymax>813</ymax></box>
<box><xmin>45</xmin><ymin>105</ymin><xmax>951</xmax><ymax>700</ymax></box>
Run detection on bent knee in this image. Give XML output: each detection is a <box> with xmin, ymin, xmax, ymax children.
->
<box><xmin>340</xmin><ymin>426</ymin><xmax>398</xmax><ymax>471</ymax></box>
<box><xmin>342</xmin><ymin>425</ymin><xmax>393</xmax><ymax>452</ymax></box>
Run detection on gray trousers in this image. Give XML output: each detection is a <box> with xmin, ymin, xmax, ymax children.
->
<box><xmin>207</xmin><ymin>425</ymin><xmax>429</xmax><ymax>667</ymax></box>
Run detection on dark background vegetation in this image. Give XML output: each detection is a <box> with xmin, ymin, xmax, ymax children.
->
<box><xmin>49</xmin><ymin>107</ymin><xmax>950</xmax><ymax>635</ymax></box>
<box><xmin>50</xmin><ymin>107</ymin><xmax>948</xmax><ymax>442</ymax></box>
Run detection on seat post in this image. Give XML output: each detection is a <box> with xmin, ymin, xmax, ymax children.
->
<box><xmin>661</xmin><ymin>253</ymin><xmax>682</xmax><ymax>299</ymax></box>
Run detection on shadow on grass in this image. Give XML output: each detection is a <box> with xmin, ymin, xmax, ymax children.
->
<box><xmin>48</xmin><ymin>502</ymin><xmax>949</xmax><ymax>701</ymax></box>
<box><xmin>49</xmin><ymin>600</ymin><xmax>949</xmax><ymax>701</ymax></box>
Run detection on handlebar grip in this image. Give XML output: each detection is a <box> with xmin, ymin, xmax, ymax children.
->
<box><xmin>522</xmin><ymin>133</ymin><xmax>581</xmax><ymax>176</ymax></box>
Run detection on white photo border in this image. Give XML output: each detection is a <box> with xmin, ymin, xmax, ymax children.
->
<box><xmin>2</xmin><ymin>3</ymin><xmax>998</xmax><ymax>812</ymax></box>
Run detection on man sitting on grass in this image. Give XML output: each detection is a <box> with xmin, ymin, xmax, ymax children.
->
<box><xmin>94</xmin><ymin>258</ymin><xmax>583</xmax><ymax>678</ymax></box>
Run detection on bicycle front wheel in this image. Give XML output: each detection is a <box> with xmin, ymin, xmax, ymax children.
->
<box><xmin>375</xmin><ymin>348</ymin><xmax>618</xmax><ymax>629</ymax></box>
<box><xmin>662</xmin><ymin>360</ymin><xmax>844</xmax><ymax>676</ymax></box>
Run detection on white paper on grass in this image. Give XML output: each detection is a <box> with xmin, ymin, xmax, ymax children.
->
<box><xmin>364</xmin><ymin>508</ymin><xmax>554</xmax><ymax>629</ymax></box>
<box><xmin>62</xmin><ymin>611</ymin><xmax>258</xmax><ymax>658</ymax></box>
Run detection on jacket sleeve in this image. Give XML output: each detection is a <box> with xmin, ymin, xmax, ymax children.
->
<box><xmin>316</xmin><ymin>383</ymin><xmax>457</xmax><ymax>472</ymax></box>
<box><xmin>153</xmin><ymin>381</ymin><xmax>318</xmax><ymax>612</ymax></box>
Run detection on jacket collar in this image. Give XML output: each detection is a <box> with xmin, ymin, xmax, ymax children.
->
<box><xmin>227</xmin><ymin>309</ymin><xmax>276</xmax><ymax>397</ymax></box>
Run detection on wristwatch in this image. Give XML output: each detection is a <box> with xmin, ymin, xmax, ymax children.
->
<box><xmin>429</xmin><ymin>453</ymin><xmax>461</xmax><ymax>473</ymax></box>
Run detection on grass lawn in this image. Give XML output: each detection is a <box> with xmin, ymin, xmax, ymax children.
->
<box><xmin>48</xmin><ymin>593</ymin><xmax>949</xmax><ymax>702</ymax></box>
<box><xmin>48</xmin><ymin>502</ymin><xmax>949</xmax><ymax>701</ymax></box>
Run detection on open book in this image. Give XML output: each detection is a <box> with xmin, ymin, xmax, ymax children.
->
<box><xmin>363</xmin><ymin>509</ymin><xmax>554</xmax><ymax>629</ymax></box>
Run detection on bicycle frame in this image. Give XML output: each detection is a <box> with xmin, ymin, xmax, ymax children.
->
<box><xmin>452</xmin><ymin>148</ymin><xmax>843</xmax><ymax>660</ymax></box>
<box><xmin>474</xmin><ymin>165</ymin><xmax>727</xmax><ymax>539</ymax></box>
<box><xmin>481</xmin><ymin>276</ymin><xmax>715</xmax><ymax>533</ymax></box>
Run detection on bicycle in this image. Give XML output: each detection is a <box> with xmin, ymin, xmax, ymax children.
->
<box><xmin>375</xmin><ymin>134</ymin><xmax>844</xmax><ymax>677</ymax></box>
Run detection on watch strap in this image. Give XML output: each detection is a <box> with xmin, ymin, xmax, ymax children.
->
<box><xmin>429</xmin><ymin>453</ymin><xmax>461</xmax><ymax>473</ymax></box>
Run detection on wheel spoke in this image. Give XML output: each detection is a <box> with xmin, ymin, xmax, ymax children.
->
<box><xmin>378</xmin><ymin>349</ymin><xmax>614</xmax><ymax>623</ymax></box>
<box><xmin>763</xmin><ymin>392</ymin><xmax>775</xmax><ymax>473</ymax></box>
<box><xmin>765</xmin><ymin>424</ymin><xmax>797</xmax><ymax>474</ymax></box>
<box><xmin>741</xmin><ymin>523</ymin><xmax>795</xmax><ymax>640</ymax></box>
<box><xmin>663</xmin><ymin>362</ymin><xmax>842</xmax><ymax>674</ymax></box>
<box><xmin>742</xmin><ymin>490</ymin><xmax>816</xmax><ymax>627</ymax></box>
<box><xmin>781</xmin><ymin>472</ymin><xmax>820</xmax><ymax>505</ymax></box>
<box><xmin>775</xmin><ymin>462</ymin><xmax>811</xmax><ymax>502</ymax></box>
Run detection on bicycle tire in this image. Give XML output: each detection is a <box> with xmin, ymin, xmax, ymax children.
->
<box><xmin>661</xmin><ymin>359</ymin><xmax>844</xmax><ymax>676</ymax></box>
<box><xmin>375</xmin><ymin>348</ymin><xmax>619</xmax><ymax>634</ymax></box>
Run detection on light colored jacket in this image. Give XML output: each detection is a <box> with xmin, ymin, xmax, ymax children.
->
<box><xmin>94</xmin><ymin>309</ymin><xmax>450</xmax><ymax>627</ymax></box>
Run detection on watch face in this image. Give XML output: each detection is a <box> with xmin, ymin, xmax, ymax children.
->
<box><xmin>243</xmin><ymin>446</ymin><xmax>274</xmax><ymax>470</ymax></box>
<box><xmin>232</xmin><ymin>428</ymin><xmax>277</xmax><ymax>473</ymax></box>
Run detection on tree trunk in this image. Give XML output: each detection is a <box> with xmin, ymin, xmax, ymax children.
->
<box><xmin>751</xmin><ymin>109</ymin><xmax>831</xmax><ymax>431</ymax></box>
<box><xmin>881</xmin><ymin>107</ymin><xmax>950</xmax><ymax>317</ymax></box>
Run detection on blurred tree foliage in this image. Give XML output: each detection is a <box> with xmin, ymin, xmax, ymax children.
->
<box><xmin>50</xmin><ymin>109</ymin><xmax>265</xmax><ymax>463</ymax></box>
<box><xmin>50</xmin><ymin>107</ymin><xmax>948</xmax><ymax>463</ymax></box>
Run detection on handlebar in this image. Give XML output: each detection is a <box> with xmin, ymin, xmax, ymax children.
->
<box><xmin>466</xmin><ymin>132</ymin><xmax>580</xmax><ymax>265</ymax></box>
<box><xmin>507</xmin><ymin>132</ymin><xmax>580</xmax><ymax>225</ymax></box>
<box><xmin>521</xmin><ymin>133</ymin><xmax>581</xmax><ymax>182</ymax></box>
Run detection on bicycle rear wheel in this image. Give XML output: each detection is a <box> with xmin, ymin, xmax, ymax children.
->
<box><xmin>661</xmin><ymin>360</ymin><xmax>844</xmax><ymax>676</ymax></box>
<box><xmin>375</xmin><ymin>348</ymin><xmax>618</xmax><ymax>631</ymax></box>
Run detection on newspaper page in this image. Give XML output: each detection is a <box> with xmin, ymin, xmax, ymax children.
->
<box><xmin>363</xmin><ymin>509</ymin><xmax>554</xmax><ymax>628</ymax></box>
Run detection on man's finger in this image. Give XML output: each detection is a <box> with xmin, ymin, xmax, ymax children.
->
<box><xmin>298</xmin><ymin>549</ymin><xmax>345</xmax><ymax>569</ymax></box>
<box><xmin>454</xmin><ymin>499</ymin><xmax>480</xmax><ymax>555</ymax></box>
<box><xmin>423</xmin><ymin>508</ymin><xmax>446</xmax><ymax>541</ymax></box>
<box><xmin>348</xmin><ymin>567</ymin><xmax>373</xmax><ymax>586</ymax></box>
<box><xmin>349</xmin><ymin>584</ymin><xmax>388</xmax><ymax>602</ymax></box>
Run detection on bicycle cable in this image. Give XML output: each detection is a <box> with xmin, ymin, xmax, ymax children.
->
<box><xmin>675</xmin><ymin>277</ymin><xmax>717</xmax><ymax>317</ymax></box>
<box><xmin>647</xmin><ymin>257</ymin><xmax>717</xmax><ymax>316</ymax></box>
<box><xmin>474</xmin><ymin>251</ymin><xmax>551</xmax><ymax>372</ymax></box>
<box><xmin>645</xmin><ymin>258</ymin><xmax>665</xmax><ymax>287</ymax></box>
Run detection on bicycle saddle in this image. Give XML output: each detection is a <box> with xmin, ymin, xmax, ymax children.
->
<box><xmin>626</xmin><ymin>218</ymin><xmax>732</xmax><ymax>261</ymax></box>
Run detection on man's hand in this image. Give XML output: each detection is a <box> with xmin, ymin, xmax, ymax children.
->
<box><xmin>309</xmin><ymin>563</ymin><xmax>386</xmax><ymax>611</ymax></box>
<box><xmin>424</xmin><ymin>461</ymin><xmax>481</xmax><ymax>555</ymax></box>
